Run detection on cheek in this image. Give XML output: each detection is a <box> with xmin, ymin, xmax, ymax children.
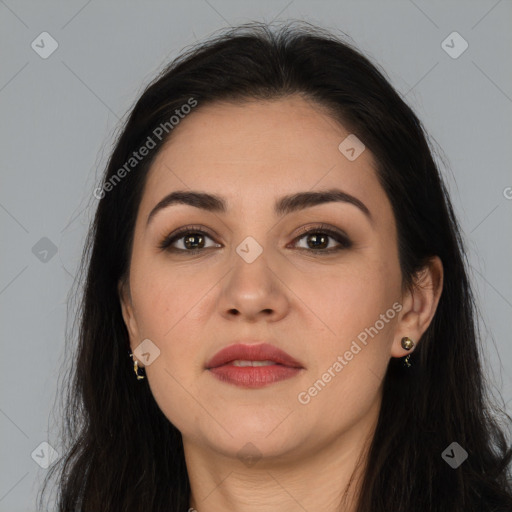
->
<box><xmin>129</xmin><ymin>266</ymin><xmax>213</xmax><ymax>432</ymax></box>
<box><xmin>290</xmin><ymin>255</ymin><xmax>400</xmax><ymax>340</ymax></box>
<box><xmin>130</xmin><ymin>246</ymin><xmax>204</xmax><ymax>329</ymax></box>
<box><xmin>292</xmin><ymin>269</ymin><xmax>398</xmax><ymax>429</ymax></box>
<box><xmin>129</xmin><ymin>255</ymin><xmax>219</xmax><ymax>376</ymax></box>
<box><xmin>288</xmin><ymin>252</ymin><xmax>401</xmax><ymax>403</ymax></box>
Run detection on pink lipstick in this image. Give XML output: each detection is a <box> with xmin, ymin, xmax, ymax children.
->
<box><xmin>205</xmin><ymin>343</ymin><xmax>304</xmax><ymax>388</ymax></box>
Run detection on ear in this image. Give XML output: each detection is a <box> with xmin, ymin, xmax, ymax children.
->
<box><xmin>391</xmin><ymin>256</ymin><xmax>443</xmax><ymax>358</ymax></box>
<box><xmin>118</xmin><ymin>278</ymin><xmax>143</xmax><ymax>365</ymax></box>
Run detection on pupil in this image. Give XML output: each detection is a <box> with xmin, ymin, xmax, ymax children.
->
<box><xmin>184</xmin><ymin>233</ymin><xmax>204</xmax><ymax>250</ymax></box>
<box><xmin>308</xmin><ymin>234</ymin><xmax>327</xmax><ymax>249</ymax></box>
<box><xmin>181</xmin><ymin>233</ymin><xmax>328</xmax><ymax>250</ymax></box>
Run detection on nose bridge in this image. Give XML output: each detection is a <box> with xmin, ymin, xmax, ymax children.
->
<box><xmin>231</xmin><ymin>233</ymin><xmax>273</xmax><ymax>298</ymax></box>
<box><xmin>218</xmin><ymin>231</ymin><xmax>289</xmax><ymax>320</ymax></box>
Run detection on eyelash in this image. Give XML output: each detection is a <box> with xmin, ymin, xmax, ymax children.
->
<box><xmin>158</xmin><ymin>223</ymin><xmax>352</xmax><ymax>255</ymax></box>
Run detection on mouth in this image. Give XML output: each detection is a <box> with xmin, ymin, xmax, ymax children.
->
<box><xmin>205</xmin><ymin>343</ymin><xmax>304</xmax><ymax>388</ymax></box>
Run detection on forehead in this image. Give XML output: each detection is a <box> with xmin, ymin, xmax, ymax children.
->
<box><xmin>140</xmin><ymin>96</ymin><xmax>386</xmax><ymax>218</ymax></box>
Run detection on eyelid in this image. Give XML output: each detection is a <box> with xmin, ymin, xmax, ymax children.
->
<box><xmin>157</xmin><ymin>224</ymin><xmax>218</xmax><ymax>251</ymax></box>
<box><xmin>159</xmin><ymin>223</ymin><xmax>352</xmax><ymax>253</ymax></box>
<box><xmin>293</xmin><ymin>223</ymin><xmax>348</xmax><ymax>239</ymax></box>
<box><xmin>290</xmin><ymin>223</ymin><xmax>352</xmax><ymax>250</ymax></box>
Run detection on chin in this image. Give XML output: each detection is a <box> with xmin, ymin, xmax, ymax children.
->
<box><xmin>205</xmin><ymin>417</ymin><xmax>301</xmax><ymax>453</ymax></box>
<box><xmin>207</xmin><ymin>433</ymin><xmax>302</xmax><ymax>465</ymax></box>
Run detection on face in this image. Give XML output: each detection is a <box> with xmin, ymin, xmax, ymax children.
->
<box><xmin>120</xmin><ymin>95</ymin><xmax>416</xmax><ymax>465</ymax></box>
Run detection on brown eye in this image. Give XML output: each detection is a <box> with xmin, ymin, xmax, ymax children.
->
<box><xmin>291</xmin><ymin>225</ymin><xmax>352</xmax><ymax>254</ymax></box>
<box><xmin>158</xmin><ymin>227</ymin><xmax>221</xmax><ymax>252</ymax></box>
<box><xmin>158</xmin><ymin>224</ymin><xmax>351</xmax><ymax>255</ymax></box>
<box><xmin>181</xmin><ymin>233</ymin><xmax>206</xmax><ymax>250</ymax></box>
<box><xmin>303</xmin><ymin>232</ymin><xmax>330</xmax><ymax>250</ymax></box>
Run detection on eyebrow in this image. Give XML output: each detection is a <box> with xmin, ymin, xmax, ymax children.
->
<box><xmin>146</xmin><ymin>188</ymin><xmax>372</xmax><ymax>226</ymax></box>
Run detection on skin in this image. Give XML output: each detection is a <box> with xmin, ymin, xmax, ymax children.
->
<box><xmin>119</xmin><ymin>95</ymin><xmax>443</xmax><ymax>512</ymax></box>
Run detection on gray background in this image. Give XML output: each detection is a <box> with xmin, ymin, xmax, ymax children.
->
<box><xmin>1</xmin><ymin>1</ymin><xmax>511</xmax><ymax>510</ymax></box>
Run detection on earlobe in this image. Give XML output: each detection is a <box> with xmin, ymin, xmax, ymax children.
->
<box><xmin>392</xmin><ymin>256</ymin><xmax>444</xmax><ymax>358</ymax></box>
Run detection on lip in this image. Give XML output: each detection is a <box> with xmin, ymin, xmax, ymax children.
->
<box><xmin>205</xmin><ymin>342</ymin><xmax>303</xmax><ymax>369</ymax></box>
<box><xmin>205</xmin><ymin>342</ymin><xmax>304</xmax><ymax>389</ymax></box>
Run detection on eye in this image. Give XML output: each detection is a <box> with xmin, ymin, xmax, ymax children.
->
<box><xmin>289</xmin><ymin>224</ymin><xmax>352</xmax><ymax>254</ymax></box>
<box><xmin>158</xmin><ymin>223</ymin><xmax>352</xmax><ymax>254</ymax></box>
<box><xmin>158</xmin><ymin>225</ymin><xmax>221</xmax><ymax>253</ymax></box>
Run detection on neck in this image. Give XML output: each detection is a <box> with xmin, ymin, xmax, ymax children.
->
<box><xmin>184</xmin><ymin>398</ymin><xmax>379</xmax><ymax>512</ymax></box>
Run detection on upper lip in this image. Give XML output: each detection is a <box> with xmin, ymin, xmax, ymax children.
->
<box><xmin>205</xmin><ymin>342</ymin><xmax>304</xmax><ymax>369</ymax></box>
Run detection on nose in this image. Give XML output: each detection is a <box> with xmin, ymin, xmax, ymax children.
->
<box><xmin>217</xmin><ymin>245</ymin><xmax>290</xmax><ymax>323</ymax></box>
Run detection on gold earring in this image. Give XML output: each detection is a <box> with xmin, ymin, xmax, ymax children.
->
<box><xmin>400</xmin><ymin>336</ymin><xmax>415</xmax><ymax>367</ymax></box>
<box><xmin>129</xmin><ymin>352</ymin><xmax>145</xmax><ymax>380</ymax></box>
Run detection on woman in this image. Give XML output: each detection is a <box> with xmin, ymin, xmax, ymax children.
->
<box><xmin>39</xmin><ymin>21</ymin><xmax>512</xmax><ymax>511</ymax></box>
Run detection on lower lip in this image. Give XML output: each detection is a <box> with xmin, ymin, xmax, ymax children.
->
<box><xmin>207</xmin><ymin>364</ymin><xmax>302</xmax><ymax>388</ymax></box>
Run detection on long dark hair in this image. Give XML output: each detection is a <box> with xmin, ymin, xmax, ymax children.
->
<box><xmin>39</xmin><ymin>21</ymin><xmax>512</xmax><ymax>511</ymax></box>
